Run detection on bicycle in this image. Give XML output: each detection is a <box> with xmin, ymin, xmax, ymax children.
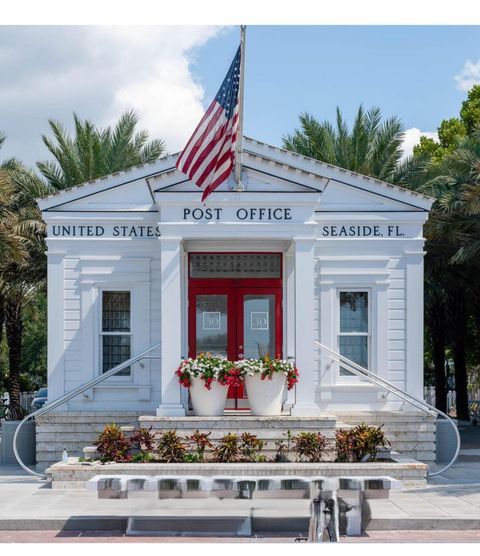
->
<box><xmin>0</xmin><ymin>402</ymin><xmax>24</xmax><ymax>422</ymax></box>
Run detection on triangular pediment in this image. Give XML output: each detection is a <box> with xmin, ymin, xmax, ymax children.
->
<box><xmin>36</xmin><ymin>136</ymin><xmax>434</xmax><ymax>213</ymax></box>
<box><xmin>46</xmin><ymin>179</ymin><xmax>157</xmax><ymax>212</ymax></box>
<box><xmin>317</xmin><ymin>180</ymin><xmax>424</xmax><ymax>212</ymax></box>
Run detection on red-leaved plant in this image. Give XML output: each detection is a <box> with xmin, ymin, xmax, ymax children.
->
<box><xmin>187</xmin><ymin>430</ymin><xmax>213</xmax><ymax>462</ymax></box>
<box><xmin>94</xmin><ymin>423</ymin><xmax>131</xmax><ymax>463</ymax></box>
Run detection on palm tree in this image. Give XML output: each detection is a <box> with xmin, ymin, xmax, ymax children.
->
<box><xmin>412</xmin><ymin>134</ymin><xmax>480</xmax><ymax>420</ymax></box>
<box><xmin>283</xmin><ymin>105</ymin><xmax>404</xmax><ymax>182</ymax></box>
<box><xmin>37</xmin><ymin>110</ymin><xmax>165</xmax><ymax>189</ymax></box>
<box><xmin>1</xmin><ymin>112</ymin><xmax>166</xmax><ymax>408</ymax></box>
<box><xmin>0</xmin><ymin>161</ymin><xmax>53</xmax><ymax>408</ymax></box>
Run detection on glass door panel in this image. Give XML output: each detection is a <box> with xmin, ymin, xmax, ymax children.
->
<box><xmin>188</xmin><ymin>285</ymin><xmax>283</xmax><ymax>410</ymax></box>
<box><xmin>242</xmin><ymin>295</ymin><xmax>276</xmax><ymax>359</ymax></box>
<box><xmin>194</xmin><ymin>294</ymin><xmax>228</xmax><ymax>358</ymax></box>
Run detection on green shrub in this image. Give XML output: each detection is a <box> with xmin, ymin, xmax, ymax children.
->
<box><xmin>212</xmin><ymin>433</ymin><xmax>241</xmax><ymax>463</ymax></box>
<box><xmin>187</xmin><ymin>430</ymin><xmax>213</xmax><ymax>462</ymax></box>
<box><xmin>293</xmin><ymin>432</ymin><xmax>327</xmax><ymax>462</ymax></box>
<box><xmin>274</xmin><ymin>429</ymin><xmax>294</xmax><ymax>462</ymax></box>
<box><xmin>335</xmin><ymin>423</ymin><xmax>390</xmax><ymax>462</ymax></box>
<box><xmin>94</xmin><ymin>423</ymin><xmax>131</xmax><ymax>462</ymax></box>
<box><xmin>157</xmin><ymin>430</ymin><xmax>187</xmax><ymax>463</ymax></box>
<box><xmin>240</xmin><ymin>432</ymin><xmax>266</xmax><ymax>462</ymax></box>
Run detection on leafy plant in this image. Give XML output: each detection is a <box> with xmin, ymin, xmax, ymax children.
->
<box><xmin>187</xmin><ymin>430</ymin><xmax>213</xmax><ymax>462</ymax></box>
<box><xmin>183</xmin><ymin>453</ymin><xmax>201</xmax><ymax>463</ymax></box>
<box><xmin>293</xmin><ymin>432</ymin><xmax>327</xmax><ymax>462</ymax></box>
<box><xmin>240</xmin><ymin>432</ymin><xmax>266</xmax><ymax>462</ymax></box>
<box><xmin>94</xmin><ymin>423</ymin><xmax>131</xmax><ymax>463</ymax></box>
<box><xmin>130</xmin><ymin>426</ymin><xmax>155</xmax><ymax>449</ymax></box>
<box><xmin>157</xmin><ymin>430</ymin><xmax>187</xmax><ymax>463</ymax></box>
<box><xmin>274</xmin><ymin>429</ymin><xmax>295</xmax><ymax>462</ymax></box>
<box><xmin>131</xmin><ymin>452</ymin><xmax>155</xmax><ymax>463</ymax></box>
<box><xmin>129</xmin><ymin>426</ymin><xmax>156</xmax><ymax>462</ymax></box>
<box><xmin>212</xmin><ymin>433</ymin><xmax>241</xmax><ymax>463</ymax></box>
<box><xmin>335</xmin><ymin>423</ymin><xmax>390</xmax><ymax>462</ymax></box>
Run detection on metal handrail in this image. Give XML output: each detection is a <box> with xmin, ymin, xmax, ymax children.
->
<box><xmin>316</xmin><ymin>341</ymin><xmax>460</xmax><ymax>477</ymax></box>
<box><xmin>13</xmin><ymin>343</ymin><xmax>161</xmax><ymax>479</ymax></box>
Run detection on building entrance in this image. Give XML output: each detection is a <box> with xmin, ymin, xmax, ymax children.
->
<box><xmin>188</xmin><ymin>253</ymin><xmax>283</xmax><ymax>409</ymax></box>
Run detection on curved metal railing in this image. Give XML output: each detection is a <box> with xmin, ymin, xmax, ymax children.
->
<box><xmin>13</xmin><ymin>343</ymin><xmax>161</xmax><ymax>479</ymax></box>
<box><xmin>316</xmin><ymin>341</ymin><xmax>460</xmax><ymax>477</ymax></box>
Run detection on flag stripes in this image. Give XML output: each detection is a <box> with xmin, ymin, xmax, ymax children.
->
<box><xmin>176</xmin><ymin>46</ymin><xmax>241</xmax><ymax>202</ymax></box>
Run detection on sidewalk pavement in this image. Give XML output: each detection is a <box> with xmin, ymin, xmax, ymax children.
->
<box><xmin>1</xmin><ymin>530</ymin><xmax>480</xmax><ymax>542</ymax></box>
<box><xmin>1</xmin><ymin>461</ymin><xmax>480</xmax><ymax>536</ymax></box>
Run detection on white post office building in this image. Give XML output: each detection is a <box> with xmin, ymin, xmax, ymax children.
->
<box><xmin>36</xmin><ymin>137</ymin><xmax>435</xmax><ymax>466</ymax></box>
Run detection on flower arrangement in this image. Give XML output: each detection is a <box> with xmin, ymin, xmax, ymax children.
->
<box><xmin>176</xmin><ymin>353</ymin><xmax>237</xmax><ymax>390</ymax></box>
<box><xmin>235</xmin><ymin>355</ymin><xmax>299</xmax><ymax>390</ymax></box>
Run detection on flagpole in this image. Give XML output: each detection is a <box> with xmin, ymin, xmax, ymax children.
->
<box><xmin>234</xmin><ymin>25</ymin><xmax>246</xmax><ymax>191</ymax></box>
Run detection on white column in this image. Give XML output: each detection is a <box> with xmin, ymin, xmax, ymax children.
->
<box><xmin>283</xmin><ymin>245</ymin><xmax>295</xmax><ymax>410</ymax></box>
<box><xmin>47</xmin><ymin>251</ymin><xmax>65</xmax><ymax>404</ymax></box>
<box><xmin>156</xmin><ymin>236</ymin><xmax>186</xmax><ymax>416</ymax></box>
<box><xmin>405</xmin><ymin>251</ymin><xmax>425</xmax><ymax>401</ymax></box>
<box><xmin>291</xmin><ymin>237</ymin><xmax>318</xmax><ymax>416</ymax></box>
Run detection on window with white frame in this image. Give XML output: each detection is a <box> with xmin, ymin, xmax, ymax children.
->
<box><xmin>338</xmin><ymin>291</ymin><xmax>369</xmax><ymax>376</ymax></box>
<box><xmin>101</xmin><ymin>291</ymin><xmax>131</xmax><ymax>376</ymax></box>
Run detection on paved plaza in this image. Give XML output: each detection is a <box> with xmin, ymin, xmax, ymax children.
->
<box><xmin>1</xmin><ymin>424</ymin><xmax>479</xmax><ymax>541</ymax></box>
<box><xmin>0</xmin><ymin>459</ymin><xmax>480</xmax><ymax>540</ymax></box>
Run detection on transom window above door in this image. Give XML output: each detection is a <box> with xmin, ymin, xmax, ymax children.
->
<box><xmin>189</xmin><ymin>253</ymin><xmax>281</xmax><ymax>279</ymax></box>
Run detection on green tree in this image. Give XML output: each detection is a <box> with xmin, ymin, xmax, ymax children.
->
<box><xmin>283</xmin><ymin>105</ymin><xmax>404</xmax><ymax>182</ymax></box>
<box><xmin>413</xmin><ymin>85</ymin><xmax>480</xmax><ymax>161</ymax></box>
<box><xmin>1</xmin><ymin>111</ymin><xmax>166</xmax><ymax>407</ymax></box>
<box><xmin>38</xmin><ymin>110</ymin><xmax>165</xmax><ymax>189</ymax></box>
<box><xmin>460</xmin><ymin>85</ymin><xmax>480</xmax><ymax>133</ymax></box>
<box><xmin>413</xmin><ymin>128</ymin><xmax>480</xmax><ymax>419</ymax></box>
<box><xmin>0</xmin><ymin>163</ymin><xmax>52</xmax><ymax>408</ymax></box>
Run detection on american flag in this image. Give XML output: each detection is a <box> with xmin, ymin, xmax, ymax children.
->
<box><xmin>176</xmin><ymin>46</ymin><xmax>241</xmax><ymax>202</ymax></box>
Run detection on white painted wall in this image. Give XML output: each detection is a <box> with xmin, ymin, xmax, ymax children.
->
<box><xmin>39</xmin><ymin>145</ymin><xmax>432</xmax><ymax>416</ymax></box>
<box><xmin>44</xmin><ymin>219</ymin><xmax>163</xmax><ymax>412</ymax></box>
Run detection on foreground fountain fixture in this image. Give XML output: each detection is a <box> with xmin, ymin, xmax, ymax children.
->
<box><xmin>86</xmin><ymin>473</ymin><xmax>401</xmax><ymax>541</ymax></box>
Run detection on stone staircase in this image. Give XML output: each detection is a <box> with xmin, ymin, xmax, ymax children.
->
<box><xmin>334</xmin><ymin>412</ymin><xmax>436</xmax><ymax>463</ymax></box>
<box><xmin>36</xmin><ymin>412</ymin><xmax>143</xmax><ymax>467</ymax></box>
<box><xmin>36</xmin><ymin>410</ymin><xmax>436</xmax><ymax>468</ymax></box>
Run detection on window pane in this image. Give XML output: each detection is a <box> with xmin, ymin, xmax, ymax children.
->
<box><xmin>339</xmin><ymin>336</ymin><xmax>368</xmax><ymax>376</ymax></box>
<box><xmin>195</xmin><ymin>295</ymin><xmax>228</xmax><ymax>358</ymax></box>
<box><xmin>102</xmin><ymin>291</ymin><xmax>130</xmax><ymax>332</ymax></box>
<box><xmin>340</xmin><ymin>292</ymin><xmax>368</xmax><ymax>333</ymax></box>
<box><xmin>102</xmin><ymin>335</ymin><xmax>131</xmax><ymax>375</ymax></box>
<box><xmin>190</xmin><ymin>254</ymin><xmax>281</xmax><ymax>278</ymax></box>
<box><xmin>243</xmin><ymin>295</ymin><xmax>276</xmax><ymax>359</ymax></box>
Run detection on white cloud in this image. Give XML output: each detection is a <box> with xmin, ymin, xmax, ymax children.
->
<box><xmin>400</xmin><ymin>128</ymin><xmax>438</xmax><ymax>160</ymax></box>
<box><xmin>454</xmin><ymin>59</ymin><xmax>480</xmax><ymax>92</ymax></box>
<box><xmin>0</xmin><ymin>26</ymin><xmax>225</xmax><ymax>165</ymax></box>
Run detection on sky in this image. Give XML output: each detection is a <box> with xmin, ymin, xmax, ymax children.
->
<box><xmin>1</xmin><ymin>25</ymin><xmax>480</xmax><ymax>167</ymax></box>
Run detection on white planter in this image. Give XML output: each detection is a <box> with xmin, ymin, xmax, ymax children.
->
<box><xmin>244</xmin><ymin>372</ymin><xmax>286</xmax><ymax>416</ymax></box>
<box><xmin>189</xmin><ymin>376</ymin><xmax>228</xmax><ymax>416</ymax></box>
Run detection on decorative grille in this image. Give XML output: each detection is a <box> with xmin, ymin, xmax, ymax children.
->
<box><xmin>190</xmin><ymin>253</ymin><xmax>281</xmax><ymax>278</ymax></box>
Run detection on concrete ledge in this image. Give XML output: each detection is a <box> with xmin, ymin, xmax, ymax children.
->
<box><xmin>47</xmin><ymin>451</ymin><xmax>428</xmax><ymax>489</ymax></box>
<box><xmin>367</xmin><ymin>518</ymin><xmax>480</xmax><ymax>531</ymax></box>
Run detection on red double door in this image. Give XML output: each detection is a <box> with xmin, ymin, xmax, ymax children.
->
<box><xmin>188</xmin><ymin>282</ymin><xmax>283</xmax><ymax>409</ymax></box>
